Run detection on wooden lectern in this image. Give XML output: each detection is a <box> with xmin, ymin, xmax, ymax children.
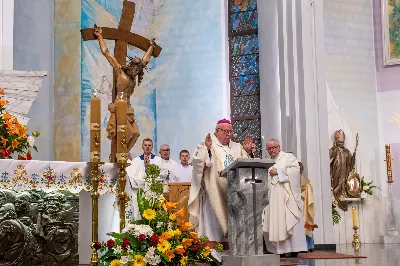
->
<box><xmin>168</xmin><ymin>182</ymin><xmax>191</xmax><ymax>221</ymax></box>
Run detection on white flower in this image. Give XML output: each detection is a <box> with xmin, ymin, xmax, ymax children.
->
<box><xmin>122</xmin><ymin>224</ymin><xmax>154</xmax><ymax>237</ymax></box>
<box><xmin>361</xmin><ymin>191</ymin><xmax>367</xmax><ymax>199</ymax></box>
<box><xmin>156</xmin><ymin>221</ymin><xmax>164</xmax><ymax>229</ymax></box>
<box><xmin>114</xmin><ymin>245</ymin><xmax>122</xmax><ymax>254</ymax></box>
<box><xmin>120</xmin><ymin>256</ymin><xmax>129</xmax><ymax>264</ymax></box>
<box><xmin>144</xmin><ymin>251</ymin><xmax>161</xmax><ymax>266</ymax></box>
<box><xmin>27</xmin><ymin>136</ymin><xmax>35</xmax><ymax>147</ymax></box>
<box><xmin>167</xmin><ymin>222</ymin><xmax>173</xmax><ymax>230</ymax></box>
<box><xmin>363</xmin><ymin>185</ymin><xmax>370</xmax><ymax>191</ymax></box>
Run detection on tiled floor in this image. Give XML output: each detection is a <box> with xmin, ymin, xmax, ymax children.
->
<box><xmin>286</xmin><ymin>244</ymin><xmax>400</xmax><ymax>266</ymax></box>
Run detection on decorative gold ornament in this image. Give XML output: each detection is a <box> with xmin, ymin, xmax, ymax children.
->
<box><xmin>346</xmin><ymin>170</ymin><xmax>361</xmax><ymax>198</ymax></box>
<box><xmin>385</xmin><ymin>144</ymin><xmax>393</xmax><ymax>183</ymax></box>
<box><xmin>352</xmin><ymin>226</ymin><xmax>361</xmax><ymax>248</ymax></box>
<box><xmin>93</xmin><ymin>133</ymin><xmax>100</xmax><ymax>147</ymax></box>
<box><xmin>115</xmin><ymin>161</ymin><xmax>130</xmax><ymax>232</ymax></box>
<box><xmin>87</xmin><ymin>161</ymin><xmax>104</xmax><ymax>266</ymax></box>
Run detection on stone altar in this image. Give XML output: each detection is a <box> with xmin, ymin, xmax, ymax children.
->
<box><xmin>220</xmin><ymin>158</ymin><xmax>280</xmax><ymax>266</ymax></box>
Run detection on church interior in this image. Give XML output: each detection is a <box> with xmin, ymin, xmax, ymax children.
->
<box><xmin>1</xmin><ymin>0</ymin><xmax>400</xmax><ymax>265</ymax></box>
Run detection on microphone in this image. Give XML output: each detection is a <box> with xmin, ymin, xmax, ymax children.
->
<box><xmin>208</xmin><ymin>149</ymin><xmax>212</xmax><ymax>159</ymax></box>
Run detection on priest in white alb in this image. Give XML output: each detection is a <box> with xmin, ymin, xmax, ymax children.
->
<box><xmin>127</xmin><ymin>138</ymin><xmax>162</xmax><ymax>220</ymax></box>
<box><xmin>188</xmin><ymin>119</ymin><xmax>254</xmax><ymax>242</ymax></box>
<box><xmin>262</xmin><ymin>138</ymin><xmax>307</xmax><ymax>257</ymax></box>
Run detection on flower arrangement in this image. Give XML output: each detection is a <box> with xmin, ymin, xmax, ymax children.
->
<box><xmin>0</xmin><ymin>88</ymin><xmax>39</xmax><ymax>159</ymax></box>
<box><xmin>360</xmin><ymin>176</ymin><xmax>380</xmax><ymax>201</ymax></box>
<box><xmin>98</xmin><ymin>164</ymin><xmax>221</xmax><ymax>266</ymax></box>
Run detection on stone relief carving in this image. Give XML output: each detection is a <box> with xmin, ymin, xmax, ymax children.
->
<box><xmin>0</xmin><ymin>189</ymin><xmax>79</xmax><ymax>266</ymax></box>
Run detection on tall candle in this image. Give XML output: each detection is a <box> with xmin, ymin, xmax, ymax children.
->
<box><xmin>116</xmin><ymin>92</ymin><xmax>128</xmax><ymax>162</ymax></box>
<box><xmin>90</xmin><ymin>96</ymin><xmax>101</xmax><ymax>162</ymax></box>
<box><xmin>352</xmin><ymin>206</ymin><xmax>357</xmax><ymax>227</ymax></box>
<box><xmin>385</xmin><ymin>144</ymin><xmax>393</xmax><ymax>183</ymax></box>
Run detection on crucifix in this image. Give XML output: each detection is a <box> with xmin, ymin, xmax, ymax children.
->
<box><xmin>81</xmin><ymin>0</ymin><xmax>162</xmax><ymax>163</ymax></box>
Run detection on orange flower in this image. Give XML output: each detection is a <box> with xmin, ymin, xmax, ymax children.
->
<box><xmin>176</xmin><ymin>207</ymin><xmax>185</xmax><ymax>218</ymax></box>
<box><xmin>159</xmin><ymin>232</ymin><xmax>173</xmax><ymax>242</ymax></box>
<box><xmin>2</xmin><ymin>112</ymin><xmax>11</xmax><ymax>120</ymax></box>
<box><xmin>165</xmin><ymin>249</ymin><xmax>175</xmax><ymax>261</ymax></box>
<box><xmin>1</xmin><ymin>138</ymin><xmax>8</xmax><ymax>147</ymax></box>
<box><xmin>188</xmin><ymin>231</ymin><xmax>199</xmax><ymax>240</ymax></box>
<box><xmin>11</xmin><ymin>141</ymin><xmax>19</xmax><ymax>149</ymax></box>
<box><xmin>179</xmin><ymin>221</ymin><xmax>193</xmax><ymax>231</ymax></box>
<box><xmin>0</xmin><ymin>99</ymin><xmax>8</xmax><ymax>107</ymax></box>
<box><xmin>163</xmin><ymin>201</ymin><xmax>178</xmax><ymax>213</ymax></box>
<box><xmin>181</xmin><ymin>238</ymin><xmax>193</xmax><ymax>249</ymax></box>
<box><xmin>175</xmin><ymin>245</ymin><xmax>185</xmax><ymax>255</ymax></box>
<box><xmin>0</xmin><ymin>88</ymin><xmax>4</xmax><ymax>95</ymax></box>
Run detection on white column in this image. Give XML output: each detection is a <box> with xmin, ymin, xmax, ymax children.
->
<box><xmin>258</xmin><ymin>0</ymin><xmax>282</xmax><ymax>147</ymax></box>
<box><xmin>0</xmin><ymin>0</ymin><xmax>14</xmax><ymax>70</ymax></box>
<box><xmin>259</xmin><ymin>0</ymin><xmax>333</xmax><ymax>244</ymax></box>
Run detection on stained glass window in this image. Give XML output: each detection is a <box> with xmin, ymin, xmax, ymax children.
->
<box><xmin>229</xmin><ymin>0</ymin><xmax>261</xmax><ymax>156</ymax></box>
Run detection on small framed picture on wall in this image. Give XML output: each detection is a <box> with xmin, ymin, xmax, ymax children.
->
<box><xmin>382</xmin><ymin>0</ymin><xmax>400</xmax><ymax>65</ymax></box>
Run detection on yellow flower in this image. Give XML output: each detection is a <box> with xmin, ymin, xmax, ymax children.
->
<box><xmin>142</xmin><ymin>209</ymin><xmax>156</xmax><ymax>220</ymax></box>
<box><xmin>166</xmin><ymin>249</ymin><xmax>175</xmax><ymax>261</ymax></box>
<box><xmin>157</xmin><ymin>240</ymin><xmax>171</xmax><ymax>253</ymax></box>
<box><xmin>110</xmin><ymin>260</ymin><xmax>124</xmax><ymax>266</ymax></box>
<box><xmin>173</xmin><ymin>229</ymin><xmax>181</xmax><ymax>236</ymax></box>
<box><xmin>169</xmin><ymin>213</ymin><xmax>177</xmax><ymax>221</ymax></box>
<box><xmin>133</xmin><ymin>254</ymin><xmax>146</xmax><ymax>266</ymax></box>
<box><xmin>180</xmin><ymin>256</ymin><xmax>188</xmax><ymax>266</ymax></box>
<box><xmin>159</xmin><ymin>195</ymin><xmax>166</xmax><ymax>203</ymax></box>
<box><xmin>202</xmin><ymin>246</ymin><xmax>211</xmax><ymax>257</ymax></box>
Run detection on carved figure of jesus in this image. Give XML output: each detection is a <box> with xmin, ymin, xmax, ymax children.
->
<box><xmin>93</xmin><ymin>25</ymin><xmax>156</xmax><ymax>152</ymax></box>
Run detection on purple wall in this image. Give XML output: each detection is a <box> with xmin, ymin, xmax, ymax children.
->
<box><xmin>373</xmin><ymin>0</ymin><xmax>400</xmax><ymax>92</ymax></box>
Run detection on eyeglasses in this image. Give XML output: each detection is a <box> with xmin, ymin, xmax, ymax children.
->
<box><xmin>217</xmin><ymin>128</ymin><xmax>233</xmax><ymax>135</ymax></box>
<box><xmin>266</xmin><ymin>146</ymin><xmax>279</xmax><ymax>151</ymax></box>
<box><xmin>161</xmin><ymin>149</ymin><xmax>170</xmax><ymax>152</ymax></box>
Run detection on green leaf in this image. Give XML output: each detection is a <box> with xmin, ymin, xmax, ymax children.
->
<box><xmin>209</xmin><ymin>255</ymin><xmax>221</xmax><ymax>266</ymax></box>
<box><xmin>33</xmin><ymin>145</ymin><xmax>38</xmax><ymax>152</ymax></box>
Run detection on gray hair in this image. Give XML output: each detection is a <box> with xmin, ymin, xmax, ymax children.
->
<box><xmin>159</xmin><ymin>144</ymin><xmax>169</xmax><ymax>152</ymax></box>
<box><xmin>266</xmin><ymin>138</ymin><xmax>280</xmax><ymax>146</ymax></box>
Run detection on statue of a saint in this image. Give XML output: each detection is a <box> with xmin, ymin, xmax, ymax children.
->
<box><xmin>93</xmin><ymin>25</ymin><xmax>156</xmax><ymax>153</ymax></box>
<box><xmin>329</xmin><ymin>130</ymin><xmax>359</xmax><ymax>211</ymax></box>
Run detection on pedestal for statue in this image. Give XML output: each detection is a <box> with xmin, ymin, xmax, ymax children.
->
<box><xmin>220</xmin><ymin>158</ymin><xmax>280</xmax><ymax>266</ymax></box>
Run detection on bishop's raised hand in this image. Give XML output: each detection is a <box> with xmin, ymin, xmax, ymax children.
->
<box><xmin>205</xmin><ymin>133</ymin><xmax>212</xmax><ymax>150</ymax></box>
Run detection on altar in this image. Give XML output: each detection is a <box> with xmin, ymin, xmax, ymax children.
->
<box><xmin>0</xmin><ymin>159</ymin><xmax>121</xmax><ymax>265</ymax></box>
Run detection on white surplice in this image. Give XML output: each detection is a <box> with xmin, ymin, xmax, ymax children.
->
<box><xmin>159</xmin><ymin>158</ymin><xmax>179</xmax><ymax>181</ymax></box>
<box><xmin>188</xmin><ymin>134</ymin><xmax>248</xmax><ymax>242</ymax></box>
<box><xmin>170</xmin><ymin>164</ymin><xmax>193</xmax><ymax>182</ymax></box>
<box><xmin>262</xmin><ymin>151</ymin><xmax>307</xmax><ymax>254</ymax></box>
<box><xmin>127</xmin><ymin>154</ymin><xmax>162</xmax><ymax>220</ymax></box>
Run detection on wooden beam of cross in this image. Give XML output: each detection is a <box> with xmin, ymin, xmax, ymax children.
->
<box><xmin>81</xmin><ymin>0</ymin><xmax>162</xmax><ymax>162</ymax></box>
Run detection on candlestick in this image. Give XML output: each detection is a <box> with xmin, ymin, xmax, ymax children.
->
<box><xmin>87</xmin><ymin>161</ymin><xmax>104</xmax><ymax>266</ymax></box>
<box><xmin>385</xmin><ymin>144</ymin><xmax>393</xmax><ymax>183</ymax></box>
<box><xmin>90</xmin><ymin>93</ymin><xmax>101</xmax><ymax>162</ymax></box>
<box><xmin>116</xmin><ymin>92</ymin><xmax>128</xmax><ymax>163</ymax></box>
<box><xmin>261</xmin><ymin>136</ymin><xmax>265</xmax><ymax>159</ymax></box>
<box><xmin>352</xmin><ymin>226</ymin><xmax>361</xmax><ymax>247</ymax></box>
<box><xmin>352</xmin><ymin>206</ymin><xmax>357</xmax><ymax>228</ymax></box>
<box><xmin>116</xmin><ymin>161</ymin><xmax>130</xmax><ymax>232</ymax></box>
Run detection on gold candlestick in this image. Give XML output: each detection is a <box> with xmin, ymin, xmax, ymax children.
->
<box><xmin>385</xmin><ymin>144</ymin><xmax>393</xmax><ymax>183</ymax></box>
<box><xmin>116</xmin><ymin>161</ymin><xmax>130</xmax><ymax>232</ymax></box>
<box><xmin>352</xmin><ymin>226</ymin><xmax>361</xmax><ymax>247</ymax></box>
<box><xmin>116</xmin><ymin>92</ymin><xmax>128</xmax><ymax>163</ymax></box>
<box><xmin>88</xmin><ymin>161</ymin><xmax>104</xmax><ymax>266</ymax></box>
<box><xmin>90</xmin><ymin>90</ymin><xmax>101</xmax><ymax>162</ymax></box>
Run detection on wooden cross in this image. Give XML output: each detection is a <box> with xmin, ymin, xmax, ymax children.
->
<box><xmin>81</xmin><ymin>0</ymin><xmax>162</xmax><ymax>162</ymax></box>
